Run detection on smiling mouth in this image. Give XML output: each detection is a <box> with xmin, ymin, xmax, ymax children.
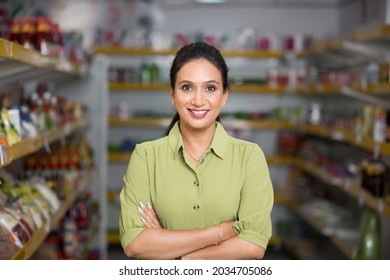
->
<box><xmin>188</xmin><ymin>109</ymin><xmax>209</xmax><ymax>118</ymax></box>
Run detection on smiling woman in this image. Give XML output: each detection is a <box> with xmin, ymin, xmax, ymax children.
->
<box><xmin>119</xmin><ymin>42</ymin><xmax>274</xmax><ymax>260</ymax></box>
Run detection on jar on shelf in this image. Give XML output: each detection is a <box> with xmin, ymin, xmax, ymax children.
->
<box><xmin>373</xmin><ymin>106</ymin><xmax>387</xmax><ymax>143</ymax></box>
<box><xmin>360</xmin><ymin>158</ymin><xmax>385</xmax><ymax>198</ymax></box>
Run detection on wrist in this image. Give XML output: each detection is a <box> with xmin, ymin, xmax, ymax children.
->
<box><xmin>215</xmin><ymin>224</ymin><xmax>223</xmax><ymax>246</ymax></box>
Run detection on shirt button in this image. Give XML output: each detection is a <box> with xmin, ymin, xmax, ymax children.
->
<box><xmin>193</xmin><ymin>180</ymin><xmax>199</xmax><ymax>187</ymax></box>
<box><xmin>193</xmin><ymin>204</ymin><xmax>200</xmax><ymax>210</ymax></box>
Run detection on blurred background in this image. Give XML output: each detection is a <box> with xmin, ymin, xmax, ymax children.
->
<box><xmin>0</xmin><ymin>0</ymin><xmax>389</xmax><ymax>260</ymax></box>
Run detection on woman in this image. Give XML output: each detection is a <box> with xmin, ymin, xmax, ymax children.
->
<box><xmin>119</xmin><ymin>42</ymin><xmax>274</xmax><ymax>260</ymax></box>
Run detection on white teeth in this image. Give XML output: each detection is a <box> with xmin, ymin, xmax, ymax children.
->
<box><xmin>191</xmin><ymin>110</ymin><xmax>207</xmax><ymax>115</ymax></box>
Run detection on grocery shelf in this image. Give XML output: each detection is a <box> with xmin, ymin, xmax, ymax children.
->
<box><xmin>330</xmin><ymin>234</ymin><xmax>358</xmax><ymax>260</ymax></box>
<box><xmin>11</xmin><ymin>169</ymin><xmax>94</xmax><ymax>260</ymax></box>
<box><xmin>289</xmin><ymin>203</ymin><xmax>358</xmax><ymax>259</ymax></box>
<box><xmin>109</xmin><ymin>83</ymin><xmax>170</xmax><ymax>91</ymax></box>
<box><xmin>221</xmin><ymin>49</ymin><xmax>284</xmax><ymax>59</ymax></box>
<box><xmin>108</xmin><ymin>117</ymin><xmax>172</xmax><ymax>127</ymax></box>
<box><xmin>10</xmin><ymin>225</ymin><xmax>48</xmax><ymax>260</ymax></box>
<box><xmin>341</xmin><ymin>85</ymin><xmax>390</xmax><ymax>110</ymax></box>
<box><xmin>351</xmin><ymin>24</ymin><xmax>390</xmax><ymax>43</ymax></box>
<box><xmin>294</xmin><ymin>159</ymin><xmax>390</xmax><ymax>217</ymax></box>
<box><xmin>282</xmin><ymin>239</ymin><xmax>322</xmax><ymax>260</ymax></box>
<box><xmin>93</xmin><ymin>46</ymin><xmax>177</xmax><ymax>56</ymax></box>
<box><xmin>94</xmin><ymin>46</ymin><xmax>284</xmax><ymax>59</ymax></box>
<box><xmin>50</xmin><ymin>169</ymin><xmax>96</xmax><ymax>229</ymax></box>
<box><xmin>361</xmin><ymin>83</ymin><xmax>390</xmax><ymax>95</ymax></box>
<box><xmin>108</xmin><ymin>151</ymin><xmax>132</xmax><ymax>162</ymax></box>
<box><xmin>297</xmin><ymin>123</ymin><xmax>390</xmax><ymax>156</ymax></box>
<box><xmin>222</xmin><ymin>118</ymin><xmax>293</xmax><ymax>130</ymax></box>
<box><xmin>266</xmin><ymin>155</ymin><xmax>295</xmax><ymax>165</ymax></box>
<box><xmin>298</xmin><ymin>84</ymin><xmax>342</xmax><ymax>95</ymax></box>
<box><xmin>0</xmin><ymin>38</ymin><xmax>87</xmax><ymax>85</ymax></box>
<box><xmin>2</xmin><ymin>118</ymin><xmax>89</xmax><ymax>169</ymax></box>
<box><xmin>297</xmin><ymin>38</ymin><xmax>344</xmax><ymax>57</ymax></box>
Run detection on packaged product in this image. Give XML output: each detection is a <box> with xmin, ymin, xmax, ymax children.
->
<box><xmin>0</xmin><ymin>207</ymin><xmax>30</xmax><ymax>247</ymax></box>
<box><xmin>31</xmin><ymin>177</ymin><xmax>60</xmax><ymax>212</ymax></box>
<box><xmin>0</xmin><ymin>225</ymin><xmax>20</xmax><ymax>259</ymax></box>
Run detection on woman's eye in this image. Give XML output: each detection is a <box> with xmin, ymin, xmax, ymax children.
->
<box><xmin>206</xmin><ymin>85</ymin><xmax>216</xmax><ymax>92</ymax></box>
<box><xmin>181</xmin><ymin>85</ymin><xmax>192</xmax><ymax>91</ymax></box>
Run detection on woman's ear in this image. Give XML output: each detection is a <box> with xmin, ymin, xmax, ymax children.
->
<box><xmin>222</xmin><ymin>91</ymin><xmax>228</xmax><ymax>107</ymax></box>
<box><xmin>170</xmin><ymin>90</ymin><xmax>175</xmax><ymax>106</ymax></box>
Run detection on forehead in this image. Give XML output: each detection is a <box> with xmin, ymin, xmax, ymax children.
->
<box><xmin>178</xmin><ymin>59</ymin><xmax>221</xmax><ymax>79</ymax></box>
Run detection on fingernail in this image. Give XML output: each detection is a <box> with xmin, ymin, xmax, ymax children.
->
<box><xmin>137</xmin><ymin>207</ymin><xmax>144</xmax><ymax>213</ymax></box>
<box><xmin>147</xmin><ymin>203</ymin><xmax>152</xmax><ymax>209</ymax></box>
<box><xmin>140</xmin><ymin>217</ymin><xmax>146</xmax><ymax>223</ymax></box>
<box><xmin>139</xmin><ymin>202</ymin><xmax>146</xmax><ymax>208</ymax></box>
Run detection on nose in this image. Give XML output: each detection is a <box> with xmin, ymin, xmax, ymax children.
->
<box><xmin>191</xmin><ymin>89</ymin><xmax>205</xmax><ymax>107</ymax></box>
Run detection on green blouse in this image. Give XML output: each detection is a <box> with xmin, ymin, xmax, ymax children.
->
<box><xmin>119</xmin><ymin>121</ymin><xmax>274</xmax><ymax>251</ymax></box>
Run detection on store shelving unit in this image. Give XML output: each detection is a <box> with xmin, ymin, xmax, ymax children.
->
<box><xmin>292</xmin><ymin>23</ymin><xmax>390</xmax><ymax>259</ymax></box>
<box><xmin>2</xmin><ymin>119</ymin><xmax>88</xmax><ymax>167</ymax></box>
<box><xmin>0</xmin><ymin>38</ymin><xmax>87</xmax><ymax>86</ymax></box>
<box><xmin>0</xmin><ymin>38</ymin><xmax>103</xmax><ymax>259</ymax></box>
<box><xmin>11</xmin><ymin>168</ymin><xmax>94</xmax><ymax>260</ymax></box>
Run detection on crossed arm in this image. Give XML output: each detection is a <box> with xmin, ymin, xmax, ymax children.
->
<box><xmin>123</xmin><ymin>203</ymin><xmax>266</xmax><ymax>260</ymax></box>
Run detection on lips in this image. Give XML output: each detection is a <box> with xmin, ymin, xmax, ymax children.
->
<box><xmin>188</xmin><ymin>109</ymin><xmax>209</xmax><ymax>118</ymax></box>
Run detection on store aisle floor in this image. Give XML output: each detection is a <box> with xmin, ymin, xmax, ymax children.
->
<box><xmin>107</xmin><ymin>245</ymin><xmax>293</xmax><ymax>260</ymax></box>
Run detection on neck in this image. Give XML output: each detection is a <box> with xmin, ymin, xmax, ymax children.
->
<box><xmin>180</xmin><ymin>122</ymin><xmax>216</xmax><ymax>161</ymax></box>
<box><xmin>180</xmin><ymin>123</ymin><xmax>216</xmax><ymax>148</ymax></box>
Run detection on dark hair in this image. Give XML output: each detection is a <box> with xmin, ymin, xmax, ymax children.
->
<box><xmin>165</xmin><ymin>42</ymin><xmax>230</xmax><ymax>135</ymax></box>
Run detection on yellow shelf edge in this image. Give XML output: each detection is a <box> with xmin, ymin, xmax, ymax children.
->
<box><xmin>94</xmin><ymin>46</ymin><xmax>284</xmax><ymax>59</ymax></box>
<box><xmin>108</xmin><ymin>152</ymin><xmax>132</xmax><ymax>162</ymax></box>
<box><xmin>351</xmin><ymin>24</ymin><xmax>390</xmax><ymax>42</ymax></box>
<box><xmin>0</xmin><ymin>38</ymin><xmax>86</xmax><ymax>76</ymax></box>
<box><xmin>108</xmin><ymin>117</ymin><xmax>172</xmax><ymax>127</ymax></box>
<box><xmin>1</xmin><ymin>118</ymin><xmax>88</xmax><ymax>169</ymax></box>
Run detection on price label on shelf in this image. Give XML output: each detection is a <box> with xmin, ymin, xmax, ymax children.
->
<box><xmin>0</xmin><ymin>144</ymin><xmax>7</xmax><ymax>165</ymax></box>
<box><xmin>43</xmin><ymin>132</ymin><xmax>52</xmax><ymax>154</ymax></box>
<box><xmin>332</xmin><ymin>131</ymin><xmax>344</xmax><ymax>141</ymax></box>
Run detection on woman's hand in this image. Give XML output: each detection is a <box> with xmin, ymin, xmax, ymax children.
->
<box><xmin>138</xmin><ymin>202</ymin><xmax>162</xmax><ymax>229</ymax></box>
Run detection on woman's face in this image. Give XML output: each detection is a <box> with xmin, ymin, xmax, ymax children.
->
<box><xmin>171</xmin><ymin>59</ymin><xmax>228</xmax><ymax>133</ymax></box>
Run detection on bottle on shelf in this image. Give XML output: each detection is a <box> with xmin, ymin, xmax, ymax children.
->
<box><xmin>19</xmin><ymin>17</ymin><xmax>35</xmax><ymax>50</ymax></box>
<box><xmin>34</xmin><ymin>16</ymin><xmax>54</xmax><ymax>56</ymax></box>
<box><xmin>360</xmin><ymin>156</ymin><xmax>385</xmax><ymax>198</ymax></box>
<box><xmin>9</xmin><ymin>18</ymin><xmax>21</xmax><ymax>45</ymax></box>
<box><xmin>356</xmin><ymin>207</ymin><xmax>381</xmax><ymax>259</ymax></box>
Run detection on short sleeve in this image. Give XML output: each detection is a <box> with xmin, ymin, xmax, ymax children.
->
<box><xmin>119</xmin><ymin>144</ymin><xmax>150</xmax><ymax>250</ymax></box>
<box><xmin>232</xmin><ymin>144</ymin><xmax>274</xmax><ymax>249</ymax></box>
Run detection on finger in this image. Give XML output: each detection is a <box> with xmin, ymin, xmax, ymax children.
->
<box><xmin>141</xmin><ymin>216</ymin><xmax>160</xmax><ymax>228</ymax></box>
<box><xmin>139</xmin><ymin>202</ymin><xmax>158</xmax><ymax>219</ymax></box>
<box><xmin>140</xmin><ymin>217</ymin><xmax>155</xmax><ymax>228</ymax></box>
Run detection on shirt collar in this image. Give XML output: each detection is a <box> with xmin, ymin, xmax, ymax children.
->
<box><xmin>168</xmin><ymin>121</ymin><xmax>228</xmax><ymax>160</ymax></box>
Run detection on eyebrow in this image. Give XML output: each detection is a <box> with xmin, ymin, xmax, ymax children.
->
<box><xmin>178</xmin><ymin>80</ymin><xmax>220</xmax><ymax>85</ymax></box>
